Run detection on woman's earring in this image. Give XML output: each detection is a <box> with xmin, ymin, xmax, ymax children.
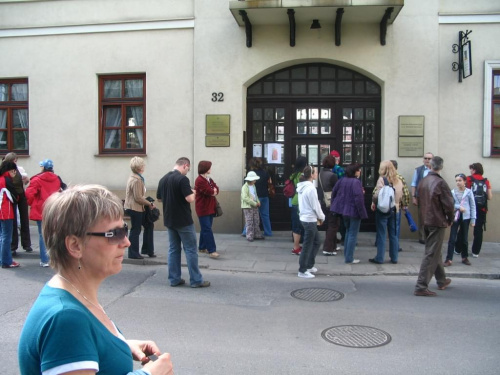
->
<box><xmin>78</xmin><ymin>259</ymin><xmax>82</xmax><ymax>270</ymax></box>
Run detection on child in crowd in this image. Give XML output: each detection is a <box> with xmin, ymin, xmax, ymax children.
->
<box><xmin>444</xmin><ymin>173</ymin><xmax>476</xmax><ymax>267</ymax></box>
<box><xmin>241</xmin><ymin>171</ymin><xmax>264</xmax><ymax>242</ymax></box>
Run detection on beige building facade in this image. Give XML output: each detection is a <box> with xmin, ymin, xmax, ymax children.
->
<box><xmin>1</xmin><ymin>0</ymin><xmax>499</xmax><ymax>240</ymax></box>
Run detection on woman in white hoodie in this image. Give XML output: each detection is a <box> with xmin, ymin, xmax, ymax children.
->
<box><xmin>297</xmin><ymin>165</ymin><xmax>325</xmax><ymax>279</ymax></box>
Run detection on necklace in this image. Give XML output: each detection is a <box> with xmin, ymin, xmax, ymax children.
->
<box><xmin>57</xmin><ymin>274</ymin><xmax>110</xmax><ymax>320</ymax></box>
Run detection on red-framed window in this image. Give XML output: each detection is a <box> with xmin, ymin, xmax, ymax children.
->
<box><xmin>0</xmin><ymin>78</ymin><xmax>29</xmax><ymax>155</ymax></box>
<box><xmin>98</xmin><ymin>74</ymin><xmax>146</xmax><ymax>154</ymax></box>
<box><xmin>492</xmin><ymin>70</ymin><xmax>500</xmax><ymax>155</ymax></box>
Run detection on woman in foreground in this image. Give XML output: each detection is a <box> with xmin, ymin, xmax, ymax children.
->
<box><xmin>18</xmin><ymin>185</ymin><xmax>173</xmax><ymax>375</ymax></box>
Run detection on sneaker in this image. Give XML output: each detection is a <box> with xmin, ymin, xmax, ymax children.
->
<box><xmin>472</xmin><ymin>253</ymin><xmax>479</xmax><ymax>258</ymax></box>
<box><xmin>453</xmin><ymin>250</ymin><xmax>460</xmax><ymax>255</ymax></box>
<box><xmin>298</xmin><ymin>271</ymin><xmax>315</xmax><ymax>279</ymax></box>
<box><xmin>171</xmin><ymin>279</ymin><xmax>186</xmax><ymax>287</ymax></box>
<box><xmin>443</xmin><ymin>260</ymin><xmax>452</xmax><ymax>267</ymax></box>
<box><xmin>191</xmin><ymin>281</ymin><xmax>211</xmax><ymax>288</ymax></box>
<box><xmin>291</xmin><ymin>247</ymin><xmax>302</xmax><ymax>255</ymax></box>
<box><xmin>336</xmin><ymin>246</ymin><xmax>341</xmax><ymax>251</ymax></box>
<box><xmin>346</xmin><ymin>259</ymin><xmax>360</xmax><ymax>264</ymax></box>
<box><xmin>198</xmin><ymin>249</ymin><xmax>208</xmax><ymax>254</ymax></box>
<box><xmin>2</xmin><ymin>261</ymin><xmax>20</xmax><ymax>269</ymax></box>
<box><xmin>322</xmin><ymin>251</ymin><xmax>337</xmax><ymax>256</ymax></box>
<box><xmin>40</xmin><ymin>262</ymin><xmax>49</xmax><ymax>268</ymax></box>
<box><xmin>208</xmin><ymin>252</ymin><xmax>220</xmax><ymax>259</ymax></box>
<box><xmin>307</xmin><ymin>267</ymin><xmax>318</xmax><ymax>273</ymax></box>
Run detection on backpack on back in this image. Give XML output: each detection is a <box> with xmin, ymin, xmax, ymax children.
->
<box><xmin>377</xmin><ymin>177</ymin><xmax>395</xmax><ymax>213</ymax></box>
<box><xmin>471</xmin><ymin>176</ymin><xmax>488</xmax><ymax>209</ymax></box>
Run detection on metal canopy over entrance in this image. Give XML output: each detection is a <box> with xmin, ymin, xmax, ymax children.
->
<box><xmin>230</xmin><ymin>0</ymin><xmax>404</xmax><ymax>47</ymax></box>
<box><xmin>246</xmin><ymin>63</ymin><xmax>381</xmax><ymax>231</ymax></box>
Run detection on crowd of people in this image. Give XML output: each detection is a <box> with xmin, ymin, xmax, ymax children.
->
<box><xmin>1</xmin><ymin>151</ymin><xmax>492</xmax><ymax>373</ymax></box>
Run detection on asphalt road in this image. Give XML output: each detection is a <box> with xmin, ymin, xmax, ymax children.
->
<box><xmin>4</xmin><ymin>263</ymin><xmax>500</xmax><ymax>375</ymax></box>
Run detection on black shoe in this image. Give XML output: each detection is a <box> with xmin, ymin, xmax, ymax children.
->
<box><xmin>11</xmin><ymin>250</ymin><xmax>17</xmax><ymax>257</ymax></box>
<box><xmin>148</xmin><ymin>254</ymin><xmax>157</xmax><ymax>258</ymax></box>
<box><xmin>369</xmin><ymin>258</ymin><xmax>383</xmax><ymax>264</ymax></box>
<box><xmin>398</xmin><ymin>248</ymin><xmax>402</xmax><ymax>252</ymax></box>
<box><xmin>128</xmin><ymin>255</ymin><xmax>144</xmax><ymax>259</ymax></box>
<box><xmin>171</xmin><ymin>279</ymin><xmax>185</xmax><ymax>287</ymax></box>
<box><xmin>419</xmin><ymin>240</ymin><xmax>425</xmax><ymax>244</ymax></box>
<box><xmin>23</xmin><ymin>246</ymin><xmax>33</xmax><ymax>252</ymax></box>
<box><xmin>390</xmin><ymin>260</ymin><xmax>398</xmax><ymax>264</ymax></box>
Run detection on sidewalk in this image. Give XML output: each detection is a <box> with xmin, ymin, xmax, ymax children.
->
<box><xmin>16</xmin><ymin>227</ymin><xmax>500</xmax><ymax>279</ymax></box>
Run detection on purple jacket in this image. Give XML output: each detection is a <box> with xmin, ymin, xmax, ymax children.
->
<box><xmin>330</xmin><ymin>177</ymin><xmax>368</xmax><ymax>219</ymax></box>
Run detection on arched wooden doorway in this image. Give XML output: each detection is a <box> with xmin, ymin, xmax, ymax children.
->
<box><xmin>246</xmin><ymin>63</ymin><xmax>381</xmax><ymax>231</ymax></box>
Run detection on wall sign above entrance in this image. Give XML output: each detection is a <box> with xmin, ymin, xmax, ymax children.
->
<box><xmin>206</xmin><ymin>115</ymin><xmax>230</xmax><ymax>134</ymax></box>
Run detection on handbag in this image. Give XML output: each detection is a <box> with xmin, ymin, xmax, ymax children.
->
<box><xmin>267</xmin><ymin>178</ymin><xmax>276</xmax><ymax>199</ymax></box>
<box><xmin>215</xmin><ymin>199</ymin><xmax>223</xmax><ymax>217</ymax></box>
<box><xmin>144</xmin><ymin>205</ymin><xmax>160</xmax><ymax>223</ymax></box>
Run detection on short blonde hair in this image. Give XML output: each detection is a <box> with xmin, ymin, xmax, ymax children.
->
<box><xmin>130</xmin><ymin>156</ymin><xmax>145</xmax><ymax>174</ymax></box>
<box><xmin>42</xmin><ymin>185</ymin><xmax>124</xmax><ymax>271</ymax></box>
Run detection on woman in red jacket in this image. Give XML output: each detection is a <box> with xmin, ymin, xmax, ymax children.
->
<box><xmin>194</xmin><ymin>161</ymin><xmax>220</xmax><ymax>258</ymax></box>
<box><xmin>26</xmin><ymin>159</ymin><xmax>64</xmax><ymax>267</ymax></box>
<box><xmin>0</xmin><ymin>161</ymin><xmax>20</xmax><ymax>268</ymax></box>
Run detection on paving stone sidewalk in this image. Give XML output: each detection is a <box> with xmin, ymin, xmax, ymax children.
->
<box><xmin>16</xmin><ymin>227</ymin><xmax>499</xmax><ymax>279</ymax></box>
<box><xmin>122</xmin><ymin>230</ymin><xmax>500</xmax><ymax>280</ymax></box>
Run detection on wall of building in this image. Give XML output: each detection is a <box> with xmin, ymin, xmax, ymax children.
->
<box><xmin>1</xmin><ymin>0</ymin><xmax>498</xmax><ymax>238</ymax></box>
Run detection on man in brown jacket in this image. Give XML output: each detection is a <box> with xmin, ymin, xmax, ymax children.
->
<box><xmin>414</xmin><ymin>156</ymin><xmax>455</xmax><ymax>296</ymax></box>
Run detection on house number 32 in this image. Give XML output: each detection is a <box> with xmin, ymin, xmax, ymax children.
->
<box><xmin>211</xmin><ymin>92</ymin><xmax>224</xmax><ymax>102</ymax></box>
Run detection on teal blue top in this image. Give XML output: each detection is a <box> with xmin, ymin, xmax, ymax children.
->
<box><xmin>18</xmin><ymin>284</ymin><xmax>136</xmax><ymax>375</ymax></box>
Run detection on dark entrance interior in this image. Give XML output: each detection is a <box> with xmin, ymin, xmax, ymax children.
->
<box><xmin>246</xmin><ymin>63</ymin><xmax>381</xmax><ymax>231</ymax></box>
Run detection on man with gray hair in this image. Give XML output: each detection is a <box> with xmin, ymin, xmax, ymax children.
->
<box><xmin>414</xmin><ymin>156</ymin><xmax>455</xmax><ymax>296</ymax></box>
<box><xmin>411</xmin><ymin>152</ymin><xmax>434</xmax><ymax>244</ymax></box>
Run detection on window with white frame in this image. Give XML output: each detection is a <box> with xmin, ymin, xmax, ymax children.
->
<box><xmin>483</xmin><ymin>61</ymin><xmax>500</xmax><ymax>157</ymax></box>
<box><xmin>98</xmin><ymin>74</ymin><xmax>146</xmax><ymax>154</ymax></box>
<box><xmin>0</xmin><ymin>78</ymin><xmax>29</xmax><ymax>154</ymax></box>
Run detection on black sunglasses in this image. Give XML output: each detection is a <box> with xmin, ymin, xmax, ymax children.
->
<box><xmin>86</xmin><ymin>223</ymin><xmax>129</xmax><ymax>244</ymax></box>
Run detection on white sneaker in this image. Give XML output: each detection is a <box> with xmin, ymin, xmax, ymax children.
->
<box><xmin>472</xmin><ymin>253</ymin><xmax>479</xmax><ymax>258</ymax></box>
<box><xmin>323</xmin><ymin>251</ymin><xmax>337</xmax><ymax>256</ymax></box>
<box><xmin>307</xmin><ymin>267</ymin><xmax>318</xmax><ymax>273</ymax></box>
<box><xmin>348</xmin><ymin>259</ymin><xmax>360</xmax><ymax>264</ymax></box>
<box><xmin>454</xmin><ymin>250</ymin><xmax>460</xmax><ymax>255</ymax></box>
<box><xmin>40</xmin><ymin>262</ymin><xmax>49</xmax><ymax>267</ymax></box>
<box><xmin>336</xmin><ymin>246</ymin><xmax>341</xmax><ymax>251</ymax></box>
<box><xmin>298</xmin><ymin>271</ymin><xmax>315</xmax><ymax>279</ymax></box>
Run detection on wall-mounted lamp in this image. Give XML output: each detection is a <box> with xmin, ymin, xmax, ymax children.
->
<box><xmin>310</xmin><ymin>19</ymin><xmax>321</xmax><ymax>29</ymax></box>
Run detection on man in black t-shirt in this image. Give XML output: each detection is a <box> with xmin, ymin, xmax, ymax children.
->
<box><xmin>157</xmin><ymin>157</ymin><xmax>210</xmax><ymax>288</ymax></box>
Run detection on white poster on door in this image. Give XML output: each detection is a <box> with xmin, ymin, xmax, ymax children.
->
<box><xmin>267</xmin><ymin>143</ymin><xmax>282</xmax><ymax>164</ymax></box>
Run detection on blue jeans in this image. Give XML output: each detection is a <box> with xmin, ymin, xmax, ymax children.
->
<box><xmin>291</xmin><ymin>205</ymin><xmax>304</xmax><ymax>236</ymax></box>
<box><xmin>37</xmin><ymin>221</ymin><xmax>49</xmax><ymax>264</ymax></box>
<box><xmin>258</xmin><ymin>197</ymin><xmax>272</xmax><ymax>236</ymax></box>
<box><xmin>167</xmin><ymin>225</ymin><xmax>203</xmax><ymax>286</ymax></box>
<box><xmin>299</xmin><ymin>221</ymin><xmax>321</xmax><ymax>273</ymax></box>
<box><xmin>343</xmin><ymin>216</ymin><xmax>361</xmax><ymax>263</ymax></box>
<box><xmin>1</xmin><ymin>219</ymin><xmax>14</xmax><ymax>266</ymax></box>
<box><xmin>374</xmin><ymin>210</ymin><xmax>399</xmax><ymax>263</ymax></box>
<box><xmin>446</xmin><ymin>214</ymin><xmax>470</xmax><ymax>261</ymax></box>
<box><xmin>198</xmin><ymin>215</ymin><xmax>216</xmax><ymax>253</ymax></box>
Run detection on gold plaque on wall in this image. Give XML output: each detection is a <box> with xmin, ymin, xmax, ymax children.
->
<box><xmin>398</xmin><ymin>137</ymin><xmax>424</xmax><ymax>157</ymax></box>
<box><xmin>399</xmin><ymin>116</ymin><xmax>424</xmax><ymax>136</ymax></box>
<box><xmin>206</xmin><ymin>115</ymin><xmax>230</xmax><ymax>134</ymax></box>
<box><xmin>206</xmin><ymin>135</ymin><xmax>230</xmax><ymax>147</ymax></box>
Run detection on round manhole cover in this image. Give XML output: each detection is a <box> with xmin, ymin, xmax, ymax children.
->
<box><xmin>291</xmin><ymin>288</ymin><xmax>344</xmax><ymax>302</ymax></box>
<box><xmin>321</xmin><ymin>325</ymin><xmax>391</xmax><ymax>348</ymax></box>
